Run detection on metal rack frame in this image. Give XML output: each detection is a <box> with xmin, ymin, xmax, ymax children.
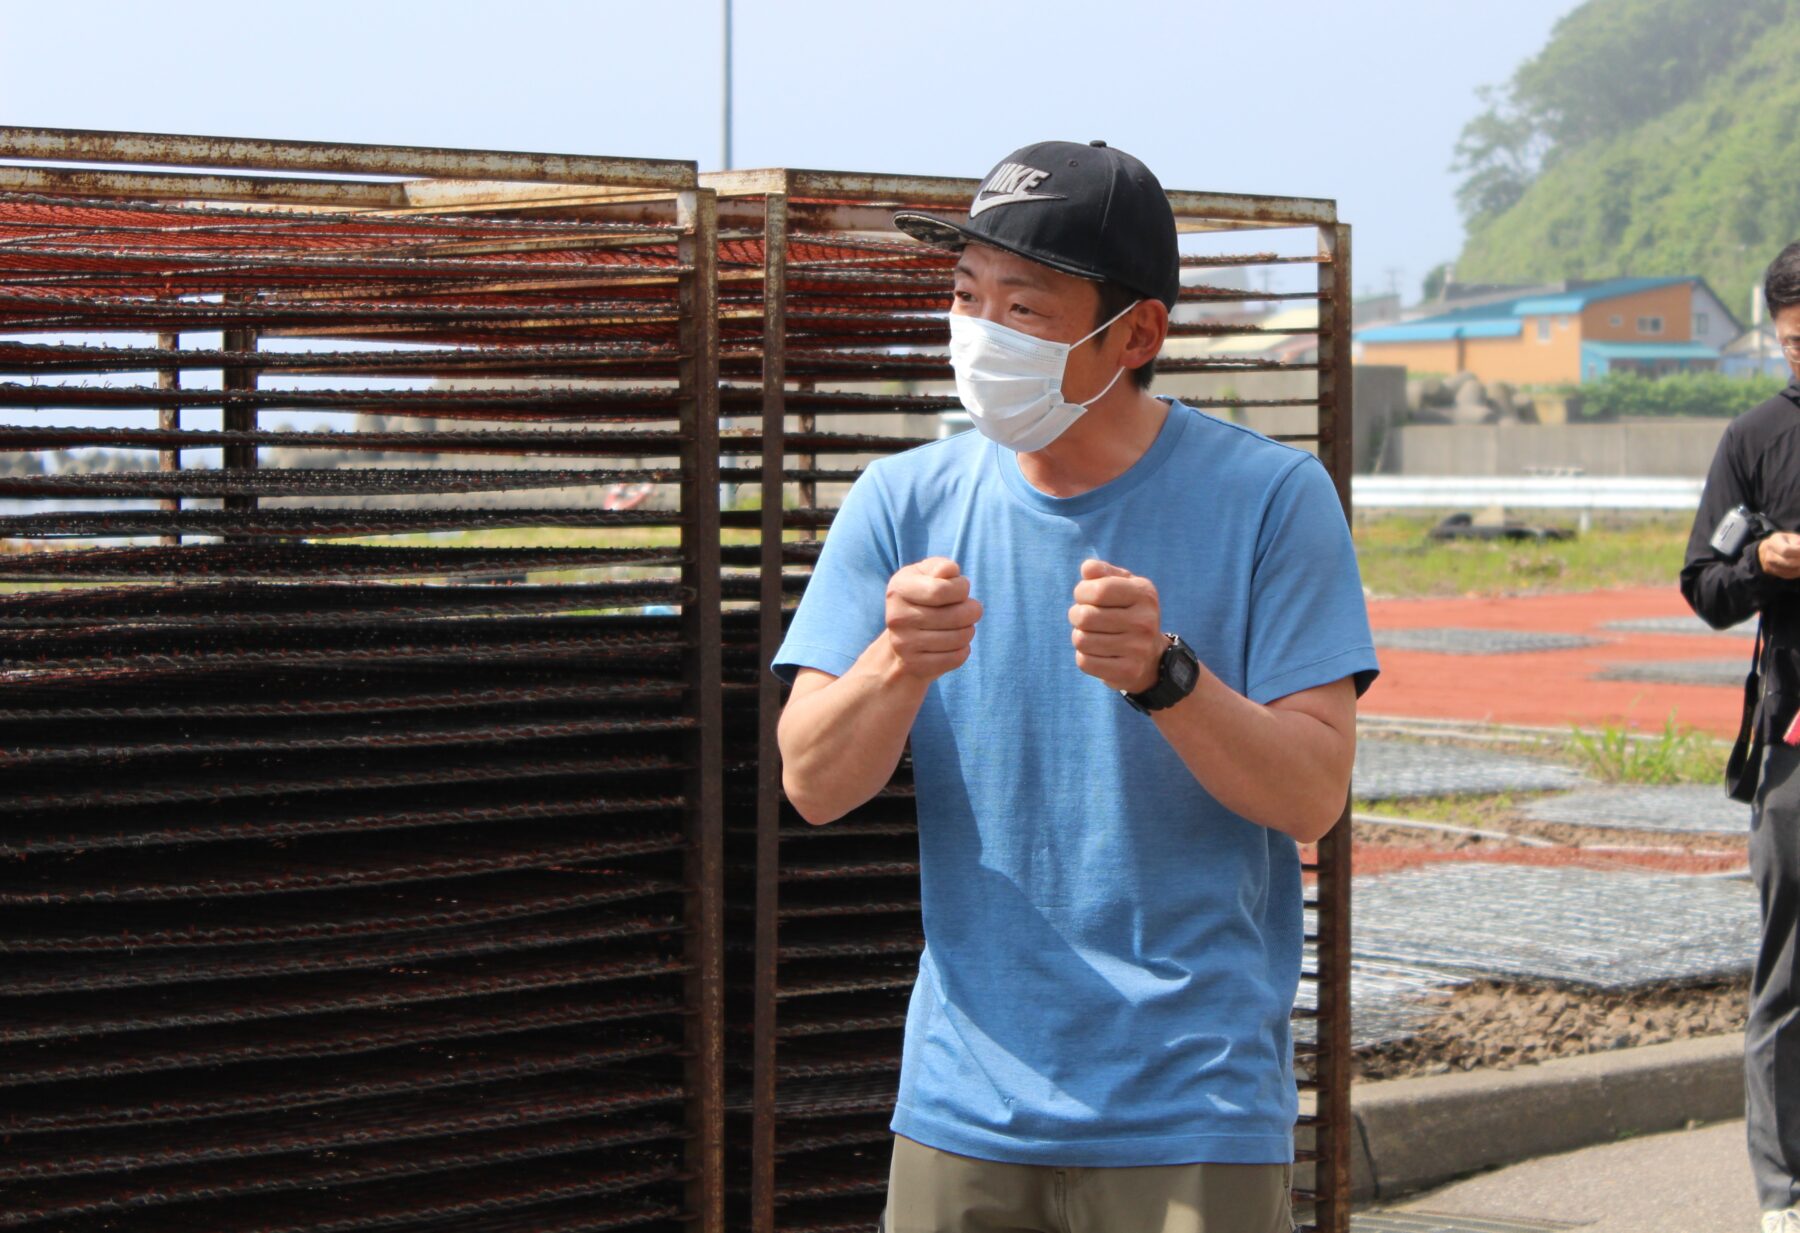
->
<box><xmin>0</xmin><ymin>127</ymin><xmax>724</xmax><ymax>1233</ymax></box>
<box><xmin>701</xmin><ymin>166</ymin><xmax>1356</xmax><ymax>1233</ymax></box>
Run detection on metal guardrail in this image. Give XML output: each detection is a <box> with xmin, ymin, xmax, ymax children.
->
<box><xmin>1353</xmin><ymin>475</ymin><xmax>1704</xmax><ymax>511</ymax></box>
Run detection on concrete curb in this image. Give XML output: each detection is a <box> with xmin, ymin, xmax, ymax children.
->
<box><xmin>1350</xmin><ymin>1032</ymin><xmax>1745</xmax><ymax>1201</ymax></box>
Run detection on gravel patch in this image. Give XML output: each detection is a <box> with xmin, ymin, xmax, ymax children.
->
<box><xmin>1354</xmin><ymin>978</ymin><xmax>1747</xmax><ymax>1081</ymax></box>
<box><xmin>1594</xmin><ymin>658</ymin><xmax>1745</xmax><ymax>687</ymax></box>
<box><xmin>1603</xmin><ymin>615</ymin><xmax>1754</xmax><ymax>639</ymax></box>
<box><xmin>1373</xmin><ymin>628</ymin><xmax>1605</xmax><ymax>656</ymax></box>
<box><xmin>1520</xmin><ymin>785</ymin><xmax>1751</xmax><ymax>835</ymax></box>
<box><xmin>1355</xmin><ymin>740</ymin><xmax>1591</xmax><ymax>801</ymax></box>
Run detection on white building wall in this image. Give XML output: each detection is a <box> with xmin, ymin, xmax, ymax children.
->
<box><xmin>1690</xmin><ymin>283</ymin><xmax>1741</xmax><ymax>348</ymax></box>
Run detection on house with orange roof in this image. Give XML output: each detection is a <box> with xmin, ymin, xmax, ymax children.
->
<box><xmin>1354</xmin><ymin>277</ymin><xmax>1739</xmax><ymax>385</ymax></box>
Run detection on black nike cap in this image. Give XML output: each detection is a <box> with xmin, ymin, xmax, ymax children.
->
<box><xmin>894</xmin><ymin>139</ymin><xmax>1180</xmax><ymax>310</ymax></box>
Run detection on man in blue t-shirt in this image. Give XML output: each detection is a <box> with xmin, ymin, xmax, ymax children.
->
<box><xmin>773</xmin><ymin>140</ymin><xmax>1378</xmax><ymax>1233</ymax></box>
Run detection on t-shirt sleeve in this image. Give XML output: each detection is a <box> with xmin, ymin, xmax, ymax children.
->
<box><xmin>1243</xmin><ymin>456</ymin><xmax>1380</xmax><ymax>705</ymax></box>
<box><xmin>771</xmin><ymin>463</ymin><xmax>899</xmax><ymax>683</ymax></box>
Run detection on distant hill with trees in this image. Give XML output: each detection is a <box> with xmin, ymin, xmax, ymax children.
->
<box><xmin>1452</xmin><ymin>0</ymin><xmax>1800</xmax><ymax>319</ymax></box>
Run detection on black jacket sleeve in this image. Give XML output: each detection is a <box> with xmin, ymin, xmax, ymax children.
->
<box><xmin>1681</xmin><ymin>422</ymin><xmax>1777</xmax><ymax>629</ymax></box>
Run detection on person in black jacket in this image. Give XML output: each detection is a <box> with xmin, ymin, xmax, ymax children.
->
<box><xmin>1683</xmin><ymin>242</ymin><xmax>1800</xmax><ymax>1233</ymax></box>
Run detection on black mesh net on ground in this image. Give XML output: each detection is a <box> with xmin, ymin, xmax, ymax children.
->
<box><xmin>1352</xmin><ymin>864</ymin><xmax>1758</xmax><ymax>990</ymax></box>
<box><xmin>1520</xmin><ymin>785</ymin><xmax>1751</xmax><ymax>835</ymax></box>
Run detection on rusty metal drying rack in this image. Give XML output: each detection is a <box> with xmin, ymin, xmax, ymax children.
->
<box><xmin>0</xmin><ymin>127</ymin><xmax>723</xmax><ymax>1233</ymax></box>
<box><xmin>697</xmin><ymin>167</ymin><xmax>1357</xmax><ymax>1233</ymax></box>
<box><xmin>0</xmin><ymin>128</ymin><xmax>1354</xmax><ymax>1233</ymax></box>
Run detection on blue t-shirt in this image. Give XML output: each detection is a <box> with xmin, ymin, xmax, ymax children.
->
<box><xmin>772</xmin><ymin>400</ymin><xmax>1379</xmax><ymax>1167</ymax></box>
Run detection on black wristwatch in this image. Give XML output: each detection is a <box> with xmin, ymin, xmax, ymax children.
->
<box><xmin>1122</xmin><ymin>633</ymin><xmax>1200</xmax><ymax>714</ymax></box>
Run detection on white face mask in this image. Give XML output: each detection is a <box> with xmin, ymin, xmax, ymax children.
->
<box><xmin>947</xmin><ymin>300</ymin><xmax>1139</xmax><ymax>452</ymax></box>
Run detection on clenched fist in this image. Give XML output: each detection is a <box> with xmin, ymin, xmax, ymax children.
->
<box><xmin>1761</xmin><ymin>532</ymin><xmax>1800</xmax><ymax>580</ymax></box>
<box><xmin>1068</xmin><ymin>559</ymin><xmax>1164</xmax><ymax>694</ymax></box>
<box><xmin>885</xmin><ymin>557</ymin><xmax>982</xmax><ymax>681</ymax></box>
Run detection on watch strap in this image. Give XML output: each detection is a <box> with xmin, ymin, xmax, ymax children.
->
<box><xmin>1122</xmin><ymin>634</ymin><xmax>1198</xmax><ymax>713</ymax></box>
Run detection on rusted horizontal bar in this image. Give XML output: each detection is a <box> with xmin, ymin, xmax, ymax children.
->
<box><xmin>0</xmin><ymin>1028</ymin><xmax>680</xmax><ymax>1134</ymax></box>
<box><xmin>1178</xmin><ymin>287</ymin><xmax>1318</xmax><ymax>303</ymax></box>
<box><xmin>0</xmin><ymin>164</ymin><xmax>403</xmax><ymax>208</ymax></box>
<box><xmin>1165</xmin><ymin>322</ymin><xmax>1317</xmax><ymax>339</ymax></box>
<box><xmin>2</xmin><ymin>1121</ymin><xmax>696</xmax><ymax>1220</ymax></box>
<box><xmin>3</xmin><ymin>635</ymin><xmax>691</xmax><ymax>686</ymax></box>
<box><xmin>0</xmin><ymin>342</ymin><xmax>686</xmax><ymax>380</ymax></box>
<box><xmin>0</xmin><ymin>944</ymin><xmax>688</xmax><ymax>1044</ymax></box>
<box><xmin>0</xmin><ymin>506</ymin><xmax>689</xmax><ymax>539</ymax></box>
<box><xmin>0</xmin><ymin>243</ymin><xmax>683</xmax><ymax>283</ymax></box>
<box><xmin>1177</xmin><ymin>254</ymin><xmax>1325</xmax><ymax>267</ymax></box>
<box><xmin>1160</xmin><ymin>358</ymin><xmax>1320</xmax><ymax>374</ymax></box>
<box><xmin>718</xmin><ymin>468</ymin><xmax>861</xmax><ymax>485</ymax></box>
<box><xmin>0</xmin><ymin>910</ymin><xmax>683</xmax><ymax>996</ymax></box>
<box><xmin>0</xmin><ymin>126</ymin><xmax>696</xmax><ymax>189</ymax></box>
<box><xmin>0</xmin><ymin>420</ymin><xmax>917</xmax><ymax>458</ymax></box>
<box><xmin>0</xmin><ymin>290</ymin><xmax>689</xmax><ymax>326</ymax></box>
<box><xmin>0</xmin><ymin>1077</ymin><xmax>688</xmax><ymax>1178</ymax></box>
<box><xmin>0</xmin><ymin>751</ymin><xmax>688</xmax><ymax>816</ymax></box>
<box><xmin>0</xmin><ymin>793</ymin><xmax>686</xmax><ymax>859</ymax></box>
<box><xmin>1</xmin><ymin>714</ymin><xmax>696</xmax><ymax>772</ymax></box>
<box><xmin>0</xmin><ymin>543</ymin><xmax>684</xmax><ymax>583</ymax></box>
<box><xmin>0</xmin><ymin>987</ymin><xmax>686</xmax><ymax>1089</ymax></box>
<box><xmin>701</xmin><ymin>168</ymin><xmax>1336</xmax><ymax>226</ymax></box>
<box><xmin>44</xmin><ymin>1157</ymin><xmax>691</xmax><ymax>1233</ymax></box>
<box><xmin>0</xmin><ymin>384</ymin><xmax>703</xmax><ymax>420</ymax></box>
<box><xmin>0</xmin><ymin>582</ymin><xmax>691</xmax><ymax>627</ymax></box>
<box><xmin>0</xmin><ymin>467</ymin><xmax>683</xmax><ymax>499</ymax></box>
<box><xmin>2</xmin><ymin>827</ymin><xmax>691</xmax><ymax>906</ymax></box>
<box><xmin>0</xmin><ymin>1080</ymin><xmax>684</xmax><ymax>1195</ymax></box>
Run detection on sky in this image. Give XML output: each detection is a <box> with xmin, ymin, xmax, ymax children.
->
<box><xmin>1</xmin><ymin>0</ymin><xmax>1585</xmax><ymax>303</ymax></box>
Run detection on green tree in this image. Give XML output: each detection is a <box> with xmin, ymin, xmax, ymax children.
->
<box><xmin>1420</xmin><ymin>262</ymin><xmax>1451</xmax><ymax>303</ymax></box>
<box><xmin>1513</xmin><ymin>0</ymin><xmax>1788</xmax><ymax>152</ymax></box>
<box><xmin>1451</xmin><ymin>87</ymin><xmax>1547</xmax><ymax>233</ymax></box>
<box><xmin>1452</xmin><ymin>0</ymin><xmax>1800</xmax><ymax>314</ymax></box>
<box><xmin>1452</xmin><ymin>0</ymin><xmax>1794</xmax><ymax>229</ymax></box>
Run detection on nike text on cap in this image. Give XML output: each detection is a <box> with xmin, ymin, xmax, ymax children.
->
<box><xmin>894</xmin><ymin>140</ymin><xmax>1180</xmax><ymax>310</ymax></box>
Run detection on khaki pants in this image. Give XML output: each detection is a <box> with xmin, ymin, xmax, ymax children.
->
<box><xmin>880</xmin><ymin>1135</ymin><xmax>1294</xmax><ymax>1233</ymax></box>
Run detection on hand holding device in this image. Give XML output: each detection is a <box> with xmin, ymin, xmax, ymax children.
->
<box><xmin>1761</xmin><ymin>531</ymin><xmax>1800</xmax><ymax>580</ymax></box>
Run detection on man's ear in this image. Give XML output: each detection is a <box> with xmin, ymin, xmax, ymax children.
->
<box><xmin>1121</xmin><ymin>299</ymin><xmax>1169</xmax><ymax>370</ymax></box>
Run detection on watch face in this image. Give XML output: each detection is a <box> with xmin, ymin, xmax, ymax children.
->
<box><xmin>1169</xmin><ymin>655</ymin><xmax>1198</xmax><ymax>690</ymax></box>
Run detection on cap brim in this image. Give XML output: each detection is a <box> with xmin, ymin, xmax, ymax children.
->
<box><xmin>892</xmin><ymin>210</ymin><xmax>1113</xmax><ymax>290</ymax></box>
<box><xmin>892</xmin><ymin>211</ymin><xmax>974</xmax><ymax>250</ymax></box>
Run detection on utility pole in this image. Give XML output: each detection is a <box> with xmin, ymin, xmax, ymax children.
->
<box><xmin>1754</xmin><ymin>282</ymin><xmax>1767</xmax><ymax>374</ymax></box>
<box><xmin>721</xmin><ymin>0</ymin><xmax>733</xmax><ymax>170</ymax></box>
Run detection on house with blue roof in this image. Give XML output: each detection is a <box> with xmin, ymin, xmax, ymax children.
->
<box><xmin>1354</xmin><ymin>277</ymin><xmax>1739</xmax><ymax>386</ymax></box>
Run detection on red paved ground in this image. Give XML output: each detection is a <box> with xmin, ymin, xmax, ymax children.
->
<box><xmin>1363</xmin><ymin>587</ymin><xmax>1747</xmax><ymax>737</ymax></box>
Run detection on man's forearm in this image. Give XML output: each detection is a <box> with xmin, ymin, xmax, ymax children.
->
<box><xmin>1150</xmin><ymin>667</ymin><xmax>1354</xmax><ymax>843</ymax></box>
<box><xmin>778</xmin><ymin>634</ymin><xmax>931</xmax><ymax>825</ymax></box>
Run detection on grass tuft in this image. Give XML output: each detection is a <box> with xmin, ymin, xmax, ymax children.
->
<box><xmin>1564</xmin><ymin>714</ymin><xmax>1724</xmax><ymax>785</ymax></box>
